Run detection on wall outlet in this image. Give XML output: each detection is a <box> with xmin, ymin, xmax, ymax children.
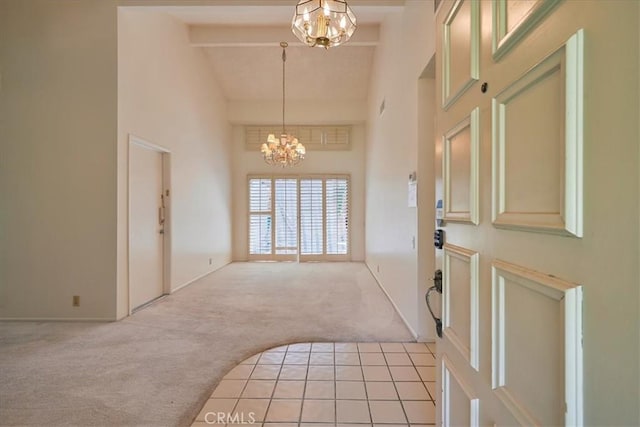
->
<box><xmin>376</xmin><ymin>265</ymin><xmax>380</xmax><ymax>273</ymax></box>
<box><xmin>72</xmin><ymin>295</ymin><xmax>80</xmax><ymax>307</ymax></box>
<box><xmin>209</xmin><ymin>258</ymin><xmax>212</xmax><ymax>265</ymax></box>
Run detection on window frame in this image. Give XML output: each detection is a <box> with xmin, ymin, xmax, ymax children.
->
<box><xmin>247</xmin><ymin>174</ymin><xmax>351</xmax><ymax>262</ymax></box>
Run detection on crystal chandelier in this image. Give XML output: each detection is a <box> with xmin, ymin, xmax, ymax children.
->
<box><xmin>291</xmin><ymin>0</ymin><xmax>357</xmax><ymax>49</ymax></box>
<box><xmin>261</xmin><ymin>42</ymin><xmax>306</xmax><ymax>167</ymax></box>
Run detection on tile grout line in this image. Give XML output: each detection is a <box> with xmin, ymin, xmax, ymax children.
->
<box><xmin>296</xmin><ymin>344</ymin><xmax>310</xmax><ymax>427</ymax></box>
<box><xmin>358</xmin><ymin>343</ymin><xmax>373</xmax><ymax>425</ymax></box>
<box><xmin>394</xmin><ymin>343</ymin><xmax>421</xmax><ymax>424</ymax></box>
<box><xmin>358</xmin><ymin>343</ymin><xmax>386</xmax><ymax>425</ymax></box>
<box><xmin>261</xmin><ymin>345</ymin><xmax>286</xmax><ymax>424</ymax></box>
<box><xmin>229</xmin><ymin>354</ymin><xmax>259</xmax><ymax>424</ymax></box>
<box><xmin>332</xmin><ymin>344</ymin><xmax>337</xmax><ymax>426</ymax></box>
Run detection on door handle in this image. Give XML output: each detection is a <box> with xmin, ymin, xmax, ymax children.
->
<box><xmin>426</xmin><ymin>269</ymin><xmax>443</xmax><ymax>338</ymax></box>
<box><xmin>158</xmin><ymin>193</ymin><xmax>166</xmax><ymax>235</ymax></box>
<box><xmin>158</xmin><ymin>193</ymin><xmax>165</xmax><ymax>226</ymax></box>
<box><xmin>158</xmin><ymin>207</ymin><xmax>165</xmax><ymax>226</ymax></box>
<box><xmin>430</xmin><ymin>269</ymin><xmax>443</xmax><ymax>292</ymax></box>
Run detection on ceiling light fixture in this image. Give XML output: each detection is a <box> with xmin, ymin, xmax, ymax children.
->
<box><xmin>261</xmin><ymin>42</ymin><xmax>306</xmax><ymax>167</ymax></box>
<box><xmin>291</xmin><ymin>0</ymin><xmax>357</xmax><ymax>49</ymax></box>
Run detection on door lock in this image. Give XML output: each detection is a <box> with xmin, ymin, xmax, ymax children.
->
<box><xmin>434</xmin><ymin>229</ymin><xmax>445</xmax><ymax>249</ymax></box>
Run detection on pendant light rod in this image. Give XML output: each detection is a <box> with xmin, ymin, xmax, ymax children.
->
<box><xmin>281</xmin><ymin>41</ymin><xmax>288</xmax><ymax>135</ymax></box>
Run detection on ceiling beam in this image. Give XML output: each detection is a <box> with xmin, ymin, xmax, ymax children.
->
<box><xmin>189</xmin><ymin>24</ymin><xmax>379</xmax><ymax>47</ymax></box>
<box><xmin>120</xmin><ymin>0</ymin><xmax>404</xmax><ymax>6</ymax></box>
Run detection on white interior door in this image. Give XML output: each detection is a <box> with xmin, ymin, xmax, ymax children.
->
<box><xmin>130</xmin><ymin>141</ymin><xmax>165</xmax><ymax>310</ymax></box>
<box><xmin>434</xmin><ymin>0</ymin><xmax>598</xmax><ymax>425</ymax></box>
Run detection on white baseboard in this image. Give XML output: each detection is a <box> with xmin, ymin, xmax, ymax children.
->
<box><xmin>171</xmin><ymin>260</ymin><xmax>231</xmax><ymax>293</ymax></box>
<box><xmin>416</xmin><ymin>334</ymin><xmax>437</xmax><ymax>343</ymax></box>
<box><xmin>0</xmin><ymin>317</ymin><xmax>116</xmax><ymax>322</ymax></box>
<box><xmin>365</xmin><ymin>262</ymin><xmax>419</xmax><ymax>341</ymax></box>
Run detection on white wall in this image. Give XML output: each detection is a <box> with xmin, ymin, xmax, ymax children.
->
<box><xmin>118</xmin><ymin>10</ymin><xmax>232</xmax><ymax>318</ymax></box>
<box><xmin>365</xmin><ymin>1</ymin><xmax>436</xmax><ymax>339</ymax></box>
<box><xmin>230</xmin><ymin>100</ymin><xmax>366</xmax><ymax>261</ymax></box>
<box><xmin>0</xmin><ymin>0</ymin><xmax>119</xmax><ymax>320</ymax></box>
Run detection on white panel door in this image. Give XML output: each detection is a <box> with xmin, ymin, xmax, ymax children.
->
<box><xmin>434</xmin><ymin>0</ymin><xmax>597</xmax><ymax>425</ymax></box>
<box><xmin>130</xmin><ymin>142</ymin><xmax>165</xmax><ymax>310</ymax></box>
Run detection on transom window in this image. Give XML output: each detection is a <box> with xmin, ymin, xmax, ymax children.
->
<box><xmin>248</xmin><ymin>175</ymin><xmax>350</xmax><ymax>261</ymax></box>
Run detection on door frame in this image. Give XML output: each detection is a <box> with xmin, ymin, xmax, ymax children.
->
<box><xmin>127</xmin><ymin>134</ymin><xmax>172</xmax><ymax>315</ymax></box>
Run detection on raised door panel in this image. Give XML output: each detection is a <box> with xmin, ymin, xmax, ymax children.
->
<box><xmin>492</xmin><ymin>30</ymin><xmax>583</xmax><ymax>237</ymax></box>
<box><xmin>442</xmin><ymin>0</ymin><xmax>479</xmax><ymax>109</ymax></box>
<box><xmin>443</xmin><ymin>108</ymin><xmax>480</xmax><ymax>224</ymax></box>
<box><xmin>442</xmin><ymin>356</ymin><xmax>480</xmax><ymax>426</ymax></box>
<box><xmin>492</xmin><ymin>260</ymin><xmax>583</xmax><ymax>426</ymax></box>
<box><xmin>443</xmin><ymin>244</ymin><xmax>479</xmax><ymax>370</ymax></box>
<box><xmin>492</xmin><ymin>0</ymin><xmax>563</xmax><ymax>60</ymax></box>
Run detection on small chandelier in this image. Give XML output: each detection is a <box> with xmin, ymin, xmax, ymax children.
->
<box><xmin>261</xmin><ymin>42</ymin><xmax>306</xmax><ymax>167</ymax></box>
<box><xmin>291</xmin><ymin>0</ymin><xmax>357</xmax><ymax>49</ymax></box>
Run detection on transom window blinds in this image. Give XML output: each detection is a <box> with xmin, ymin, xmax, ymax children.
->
<box><xmin>248</xmin><ymin>176</ymin><xmax>350</xmax><ymax>260</ymax></box>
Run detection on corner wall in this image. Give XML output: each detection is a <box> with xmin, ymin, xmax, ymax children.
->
<box><xmin>365</xmin><ymin>1</ymin><xmax>436</xmax><ymax>339</ymax></box>
<box><xmin>0</xmin><ymin>0</ymin><xmax>119</xmax><ymax>320</ymax></box>
<box><xmin>117</xmin><ymin>10</ymin><xmax>232</xmax><ymax>318</ymax></box>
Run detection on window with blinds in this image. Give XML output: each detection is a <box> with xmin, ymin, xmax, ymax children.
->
<box><xmin>248</xmin><ymin>175</ymin><xmax>350</xmax><ymax>260</ymax></box>
<box><xmin>325</xmin><ymin>178</ymin><xmax>349</xmax><ymax>255</ymax></box>
<box><xmin>300</xmin><ymin>179</ymin><xmax>324</xmax><ymax>255</ymax></box>
<box><xmin>248</xmin><ymin>178</ymin><xmax>272</xmax><ymax>255</ymax></box>
<box><xmin>274</xmin><ymin>179</ymin><xmax>298</xmax><ymax>255</ymax></box>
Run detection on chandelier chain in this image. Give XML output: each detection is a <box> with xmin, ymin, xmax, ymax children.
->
<box><xmin>282</xmin><ymin>45</ymin><xmax>286</xmax><ymax>135</ymax></box>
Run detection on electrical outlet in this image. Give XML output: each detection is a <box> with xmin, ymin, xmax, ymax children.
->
<box><xmin>376</xmin><ymin>265</ymin><xmax>380</xmax><ymax>273</ymax></box>
<box><xmin>209</xmin><ymin>258</ymin><xmax>212</xmax><ymax>265</ymax></box>
<box><xmin>72</xmin><ymin>296</ymin><xmax>80</xmax><ymax>307</ymax></box>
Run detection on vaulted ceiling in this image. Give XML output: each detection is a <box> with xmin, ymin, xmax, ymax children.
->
<box><xmin>145</xmin><ymin>1</ymin><xmax>406</xmax><ymax>102</ymax></box>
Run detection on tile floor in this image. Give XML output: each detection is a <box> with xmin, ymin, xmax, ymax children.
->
<box><xmin>192</xmin><ymin>342</ymin><xmax>436</xmax><ymax>426</ymax></box>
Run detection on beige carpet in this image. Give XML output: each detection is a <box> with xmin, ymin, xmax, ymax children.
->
<box><xmin>0</xmin><ymin>262</ymin><xmax>414</xmax><ymax>426</ymax></box>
